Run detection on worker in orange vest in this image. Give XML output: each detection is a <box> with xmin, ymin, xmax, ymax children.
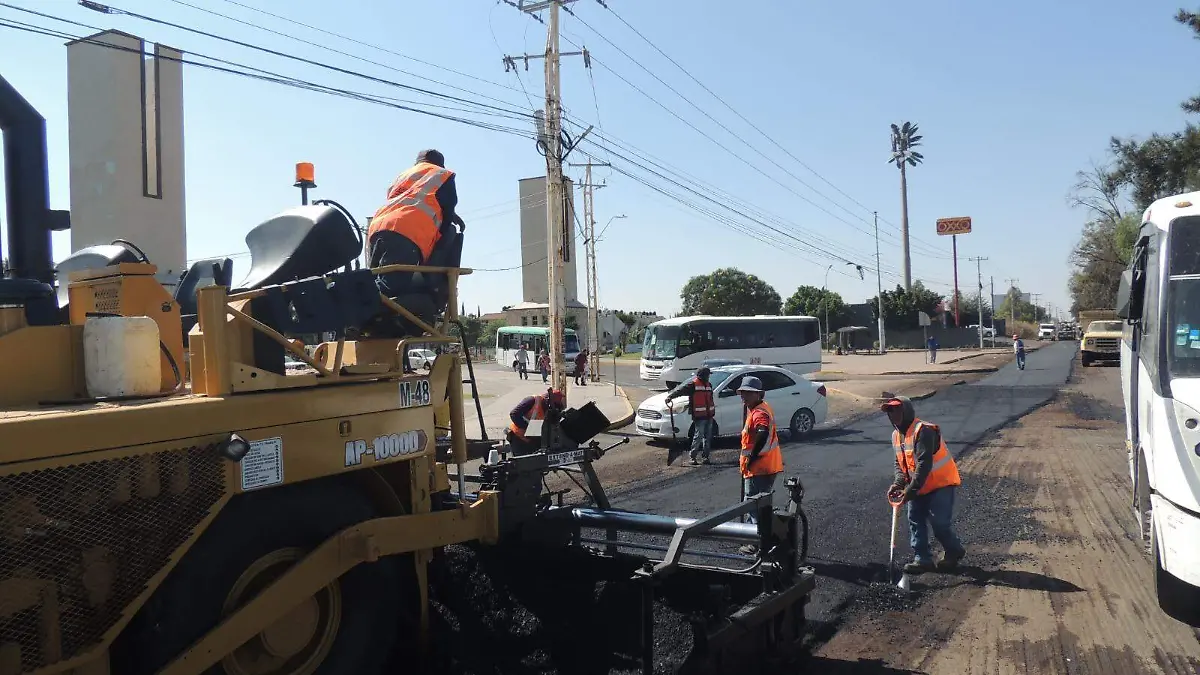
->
<box><xmin>368</xmin><ymin>149</ymin><xmax>465</xmax><ymax>298</ymax></box>
<box><xmin>882</xmin><ymin>396</ymin><xmax>966</xmax><ymax>574</ymax></box>
<box><xmin>737</xmin><ymin>376</ymin><xmax>783</xmax><ymax>529</ymax></box>
<box><xmin>506</xmin><ymin>388</ymin><xmax>566</xmax><ymax>453</ymax></box>
<box><xmin>665</xmin><ymin>366</ymin><xmax>716</xmax><ymax>465</ymax></box>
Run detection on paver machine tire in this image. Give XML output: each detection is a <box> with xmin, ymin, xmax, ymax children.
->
<box><xmin>111</xmin><ymin>477</ymin><xmax>416</xmax><ymax>675</ymax></box>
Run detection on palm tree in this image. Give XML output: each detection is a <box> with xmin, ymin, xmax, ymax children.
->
<box><xmin>889</xmin><ymin>122</ymin><xmax>924</xmax><ymax>290</ymax></box>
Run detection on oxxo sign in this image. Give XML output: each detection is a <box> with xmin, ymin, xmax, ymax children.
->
<box><xmin>935</xmin><ymin>217</ymin><xmax>972</xmax><ymax>236</ymax></box>
<box><xmin>345</xmin><ymin>429</ymin><xmax>428</xmax><ymax>467</ymax></box>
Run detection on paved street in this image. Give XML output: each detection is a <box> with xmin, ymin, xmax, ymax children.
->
<box><xmin>607</xmin><ymin>342</ymin><xmax>1080</xmax><ymax>637</ymax></box>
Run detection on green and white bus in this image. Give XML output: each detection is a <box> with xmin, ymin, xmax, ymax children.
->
<box><xmin>495</xmin><ymin>326</ymin><xmax>581</xmax><ymax>370</ymax></box>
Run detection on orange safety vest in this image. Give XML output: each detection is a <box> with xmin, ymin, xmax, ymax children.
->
<box><xmin>740</xmin><ymin>401</ymin><xmax>783</xmax><ymax>478</ymax></box>
<box><xmin>368</xmin><ymin>162</ymin><xmax>455</xmax><ymax>260</ymax></box>
<box><xmin>690</xmin><ymin>377</ymin><xmax>715</xmax><ymax>419</ymax></box>
<box><xmin>508</xmin><ymin>395</ymin><xmax>547</xmax><ymax>440</ymax></box>
<box><xmin>893</xmin><ymin>418</ymin><xmax>961</xmax><ymax>496</ymax></box>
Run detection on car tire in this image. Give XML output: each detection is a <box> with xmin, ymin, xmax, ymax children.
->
<box><xmin>789</xmin><ymin>408</ymin><xmax>816</xmax><ymax>438</ymax></box>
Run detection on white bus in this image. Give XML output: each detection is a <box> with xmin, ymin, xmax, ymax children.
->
<box><xmin>495</xmin><ymin>326</ymin><xmax>581</xmax><ymax>371</ymax></box>
<box><xmin>640</xmin><ymin>315</ymin><xmax>821</xmax><ymax>389</ymax></box>
<box><xmin>1117</xmin><ymin>191</ymin><xmax>1200</xmax><ymax>626</ymax></box>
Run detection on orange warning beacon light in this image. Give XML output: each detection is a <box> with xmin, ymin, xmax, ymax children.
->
<box><xmin>294</xmin><ymin>162</ymin><xmax>316</xmax><ymax>204</ymax></box>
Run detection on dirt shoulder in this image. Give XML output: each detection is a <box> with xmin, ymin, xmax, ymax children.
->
<box><xmin>809</xmin><ymin>365</ymin><xmax>1200</xmax><ymax>674</ymax></box>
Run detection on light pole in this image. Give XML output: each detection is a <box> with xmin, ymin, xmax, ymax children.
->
<box><xmin>596</xmin><ymin>214</ymin><xmax>627</xmax><ymax>242</ymax></box>
<box><xmin>822</xmin><ymin>264</ymin><xmax>833</xmax><ymax>348</ymax></box>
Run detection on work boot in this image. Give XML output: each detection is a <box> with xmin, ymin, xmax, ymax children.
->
<box><xmin>690</xmin><ymin>456</ymin><xmax>699</xmax><ymax>466</ymax></box>
<box><xmin>937</xmin><ymin>549</ymin><xmax>965</xmax><ymax>571</ymax></box>
<box><xmin>738</xmin><ymin>544</ymin><xmax>759</xmax><ymax>556</ymax></box>
<box><xmin>701</xmin><ymin>457</ymin><xmax>711</xmax><ymax>465</ymax></box>
<box><xmin>904</xmin><ymin>559</ymin><xmax>935</xmax><ymax>574</ymax></box>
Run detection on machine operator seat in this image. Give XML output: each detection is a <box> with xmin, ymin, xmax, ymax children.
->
<box><xmin>360</xmin><ymin>224</ymin><xmax>464</xmax><ymax>339</ymax></box>
<box><xmin>53</xmin><ymin>243</ymin><xmax>144</xmax><ymax>310</ymax></box>
<box><xmin>236</xmin><ymin>205</ymin><xmax>362</xmax><ymax>291</ymax></box>
<box><xmin>175</xmin><ymin>257</ymin><xmax>234</xmax><ymax>343</ymax></box>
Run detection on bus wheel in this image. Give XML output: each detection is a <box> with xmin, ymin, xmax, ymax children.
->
<box><xmin>789</xmin><ymin>408</ymin><xmax>816</xmax><ymax>438</ymax></box>
<box><xmin>1151</xmin><ymin>507</ymin><xmax>1200</xmax><ymax>626</ymax></box>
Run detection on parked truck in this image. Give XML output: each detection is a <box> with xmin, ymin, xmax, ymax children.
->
<box><xmin>1078</xmin><ymin>309</ymin><xmax>1121</xmax><ymax>366</ymax></box>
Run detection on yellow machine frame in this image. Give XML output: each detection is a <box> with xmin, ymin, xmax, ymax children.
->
<box><xmin>0</xmin><ymin>262</ymin><xmax>498</xmax><ymax>675</ymax></box>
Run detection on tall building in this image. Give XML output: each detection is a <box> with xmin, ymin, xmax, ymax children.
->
<box><xmin>67</xmin><ymin>30</ymin><xmax>186</xmax><ymax>289</ymax></box>
<box><xmin>504</xmin><ymin>176</ymin><xmax>587</xmax><ymax>333</ymax></box>
<box><xmin>518</xmin><ymin>176</ymin><xmax>579</xmax><ymax>304</ymax></box>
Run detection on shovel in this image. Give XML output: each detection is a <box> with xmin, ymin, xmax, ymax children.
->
<box><xmin>888</xmin><ymin>492</ymin><xmax>905</xmax><ymax>586</ymax></box>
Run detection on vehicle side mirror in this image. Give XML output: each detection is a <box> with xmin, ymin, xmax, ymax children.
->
<box><xmin>1115</xmin><ymin>268</ymin><xmax>1143</xmax><ymax>321</ymax></box>
<box><xmin>718</xmin><ymin>388</ymin><xmax>737</xmax><ymax>398</ymax></box>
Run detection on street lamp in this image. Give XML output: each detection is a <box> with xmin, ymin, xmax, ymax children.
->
<box><xmin>595</xmin><ymin>214</ymin><xmax>627</xmax><ymax>242</ymax></box>
<box><xmin>821</xmin><ymin>262</ymin><xmax>856</xmax><ymax>350</ymax></box>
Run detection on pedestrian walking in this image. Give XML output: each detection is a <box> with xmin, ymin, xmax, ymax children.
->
<box><xmin>664</xmin><ymin>366</ymin><xmax>715</xmax><ymax>465</ymax></box>
<box><xmin>574</xmin><ymin>350</ymin><xmax>588</xmax><ymax>386</ymax></box>
<box><xmin>881</xmin><ymin>396</ymin><xmax>966</xmax><ymax>574</ymax></box>
<box><xmin>515</xmin><ymin>343</ymin><xmax>529</xmax><ymax>380</ymax></box>
<box><xmin>736</xmin><ymin>377</ymin><xmax>784</xmax><ymax>553</ymax></box>
<box><xmin>926</xmin><ymin>335</ymin><xmax>939</xmax><ymax>363</ymax></box>
<box><xmin>1013</xmin><ymin>334</ymin><xmax>1026</xmax><ymax>370</ymax></box>
<box><xmin>538</xmin><ymin>350</ymin><xmax>550</xmax><ymax>383</ymax></box>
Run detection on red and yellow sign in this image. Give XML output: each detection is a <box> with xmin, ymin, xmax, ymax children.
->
<box><xmin>935</xmin><ymin>217</ymin><xmax>972</xmax><ymax>236</ymax></box>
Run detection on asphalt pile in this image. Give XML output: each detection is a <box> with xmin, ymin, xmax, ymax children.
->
<box><xmin>429</xmin><ymin>543</ymin><xmax>697</xmax><ymax>675</ymax></box>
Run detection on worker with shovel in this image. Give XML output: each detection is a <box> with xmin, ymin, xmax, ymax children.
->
<box><xmin>882</xmin><ymin>396</ymin><xmax>966</xmax><ymax>574</ymax></box>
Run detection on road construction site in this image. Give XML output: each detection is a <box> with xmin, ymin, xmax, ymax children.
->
<box><xmin>441</xmin><ymin>342</ymin><xmax>1200</xmax><ymax>673</ymax></box>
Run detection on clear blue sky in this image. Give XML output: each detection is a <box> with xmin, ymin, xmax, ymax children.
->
<box><xmin>0</xmin><ymin>0</ymin><xmax>1195</xmax><ymax>318</ymax></box>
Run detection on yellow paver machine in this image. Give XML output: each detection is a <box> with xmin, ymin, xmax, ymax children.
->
<box><xmin>0</xmin><ymin>73</ymin><xmax>814</xmax><ymax>675</ymax></box>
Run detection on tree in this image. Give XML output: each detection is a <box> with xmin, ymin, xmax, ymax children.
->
<box><xmin>953</xmin><ymin>291</ymin><xmax>992</xmax><ymax>325</ymax></box>
<box><xmin>480</xmin><ymin>319</ymin><xmax>505</xmax><ymax>348</ymax></box>
<box><xmin>870</xmin><ymin>282</ymin><xmax>942</xmax><ymax>330</ymax></box>
<box><xmin>996</xmin><ymin>287</ymin><xmax>1043</xmax><ymax>323</ymax></box>
<box><xmin>889</xmin><ymin>121</ymin><xmax>924</xmax><ymax>289</ymax></box>
<box><xmin>564</xmin><ymin>314</ymin><xmax>579</xmax><ymax>331</ymax></box>
<box><xmin>1177</xmin><ymin>8</ymin><xmax>1200</xmax><ymax>113</ymax></box>
<box><xmin>679</xmin><ymin>268</ymin><xmax>781</xmax><ymax>316</ymax></box>
<box><xmin>1068</xmin><ymin>161</ymin><xmax>1125</xmax><ymax>223</ymax></box>
<box><xmin>1108</xmin><ymin>126</ymin><xmax>1200</xmax><ymax>209</ymax></box>
<box><xmin>783</xmin><ymin>285</ymin><xmax>846</xmax><ymax>326</ymax></box>
<box><xmin>1068</xmin><ymin>214</ymin><xmax>1139</xmax><ymax>313</ymax></box>
<box><xmin>447</xmin><ymin>314</ymin><xmax>484</xmax><ymax>346</ymax></box>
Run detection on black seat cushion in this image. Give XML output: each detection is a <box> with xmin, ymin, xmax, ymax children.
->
<box><xmin>238</xmin><ymin>205</ymin><xmax>361</xmax><ymax>290</ymax></box>
<box><xmin>176</xmin><ymin>257</ymin><xmax>234</xmax><ymax>316</ymax></box>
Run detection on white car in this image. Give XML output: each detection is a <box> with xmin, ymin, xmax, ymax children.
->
<box><xmin>1037</xmin><ymin>324</ymin><xmax>1056</xmax><ymax>340</ymax></box>
<box><xmin>408</xmin><ymin>348</ymin><xmax>437</xmax><ymax>370</ymax></box>
<box><xmin>968</xmin><ymin>324</ymin><xmax>995</xmax><ymax>338</ymax></box>
<box><xmin>634</xmin><ymin>365</ymin><xmax>828</xmax><ymax>443</ymax></box>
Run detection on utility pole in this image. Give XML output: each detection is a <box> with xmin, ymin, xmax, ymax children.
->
<box><xmin>1005</xmin><ymin>277</ymin><xmax>1019</xmax><ymax>329</ymax></box>
<box><xmin>989</xmin><ymin>275</ymin><xmax>995</xmax><ymax>347</ymax></box>
<box><xmin>505</xmin><ymin>0</ymin><xmax>587</xmax><ymax>398</ymax></box>
<box><xmin>568</xmin><ymin>160</ymin><xmax>609</xmax><ymax>382</ymax></box>
<box><xmin>969</xmin><ymin>256</ymin><xmax>987</xmax><ymax>349</ymax></box>
<box><xmin>1031</xmin><ymin>293</ymin><xmax>1042</xmax><ymax>322</ymax></box>
<box><xmin>874</xmin><ymin>211</ymin><xmax>886</xmax><ymax>353</ymax></box>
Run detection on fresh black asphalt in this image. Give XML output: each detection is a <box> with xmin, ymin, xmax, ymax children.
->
<box><xmin>609</xmin><ymin>341</ymin><xmax>1079</xmax><ymax>633</ymax></box>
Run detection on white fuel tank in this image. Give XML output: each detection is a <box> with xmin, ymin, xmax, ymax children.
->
<box><xmin>83</xmin><ymin>315</ymin><xmax>162</xmax><ymax>398</ymax></box>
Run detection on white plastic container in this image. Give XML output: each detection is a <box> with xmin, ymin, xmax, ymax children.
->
<box><xmin>83</xmin><ymin>315</ymin><xmax>162</xmax><ymax>398</ymax></box>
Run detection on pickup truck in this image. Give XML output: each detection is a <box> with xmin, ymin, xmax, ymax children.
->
<box><xmin>1037</xmin><ymin>324</ymin><xmax>1057</xmax><ymax>340</ymax></box>
<box><xmin>1080</xmin><ymin>319</ymin><xmax>1122</xmax><ymax>366</ymax></box>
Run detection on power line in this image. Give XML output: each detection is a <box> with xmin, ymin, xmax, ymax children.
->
<box><xmin>587</xmin><ymin>1</ymin><xmax>951</xmax><ymax>257</ymax></box>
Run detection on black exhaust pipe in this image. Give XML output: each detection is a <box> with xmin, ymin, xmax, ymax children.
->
<box><xmin>0</xmin><ymin>73</ymin><xmax>68</xmax><ymax>284</ymax></box>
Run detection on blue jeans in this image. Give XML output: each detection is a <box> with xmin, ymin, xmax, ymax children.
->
<box><xmin>908</xmin><ymin>486</ymin><xmax>965</xmax><ymax>564</ymax></box>
<box><xmin>1016</xmin><ymin>351</ymin><xmax>1026</xmax><ymax>369</ymax></box>
<box><xmin>690</xmin><ymin>417</ymin><xmax>713</xmax><ymax>460</ymax></box>
<box><xmin>743</xmin><ymin>473</ymin><xmax>777</xmax><ymax>524</ymax></box>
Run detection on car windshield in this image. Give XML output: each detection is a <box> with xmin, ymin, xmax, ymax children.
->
<box><xmin>643</xmin><ymin>325</ymin><xmax>679</xmax><ymax>359</ymax></box>
<box><xmin>1088</xmin><ymin>321</ymin><xmax>1122</xmax><ymax>332</ymax></box>
<box><xmin>708</xmin><ymin>370</ymin><xmax>733</xmax><ymax>389</ymax></box>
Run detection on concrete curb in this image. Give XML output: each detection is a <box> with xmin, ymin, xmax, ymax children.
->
<box><xmin>878</xmin><ymin>366</ymin><xmax>998</xmax><ymax>376</ymax></box>
<box><xmin>606</xmin><ymin>384</ymin><xmax>636</xmax><ymax>431</ymax></box>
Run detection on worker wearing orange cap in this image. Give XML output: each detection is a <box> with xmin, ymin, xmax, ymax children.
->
<box><xmin>882</xmin><ymin>395</ymin><xmax>965</xmax><ymax>574</ymax></box>
<box><xmin>507</xmin><ymin>388</ymin><xmax>566</xmax><ymax>453</ymax></box>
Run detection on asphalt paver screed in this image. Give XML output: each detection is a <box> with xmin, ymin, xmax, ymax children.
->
<box><xmin>810</xmin><ymin>364</ymin><xmax>1200</xmax><ymax>674</ymax></box>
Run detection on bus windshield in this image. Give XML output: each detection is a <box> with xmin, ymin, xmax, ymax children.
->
<box><xmin>1167</xmin><ymin>216</ymin><xmax>1200</xmax><ymax>378</ymax></box>
<box><xmin>565</xmin><ymin>333</ymin><xmax>580</xmax><ymax>354</ymax></box>
<box><xmin>643</xmin><ymin>325</ymin><xmax>680</xmax><ymax>359</ymax></box>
